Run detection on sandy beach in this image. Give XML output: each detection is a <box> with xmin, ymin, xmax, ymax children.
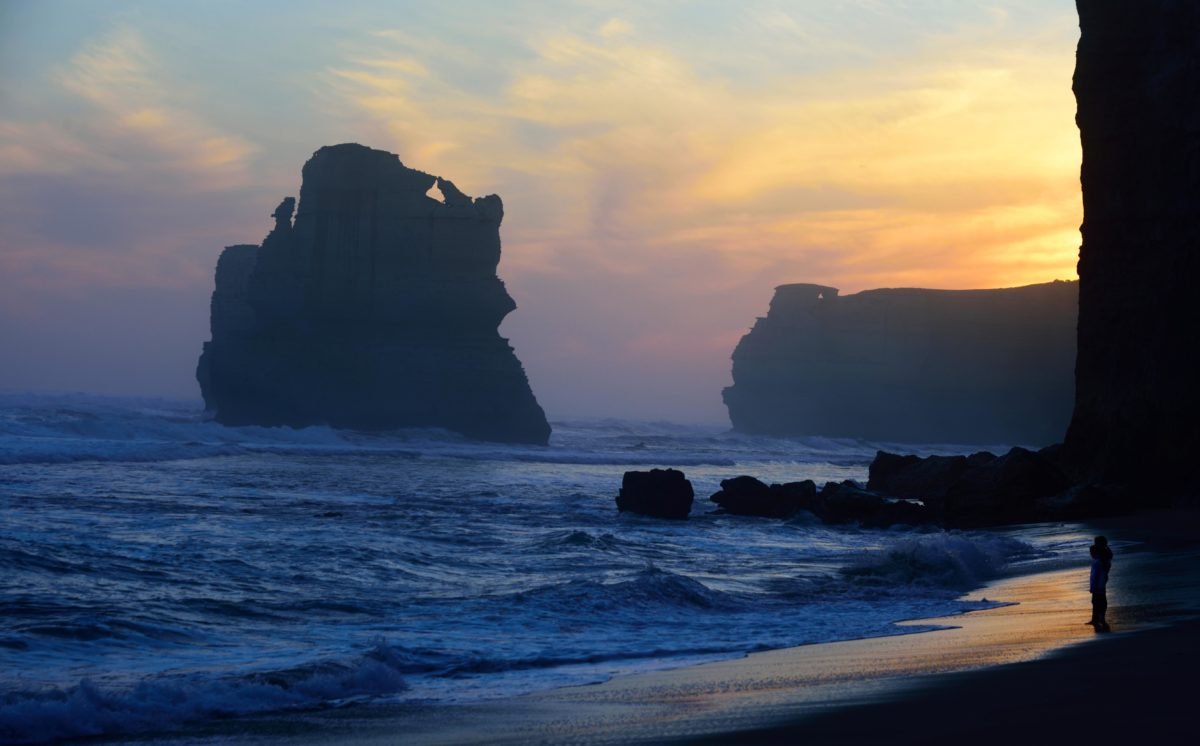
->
<box><xmin>148</xmin><ymin>510</ymin><xmax>1198</xmax><ymax>746</ymax></box>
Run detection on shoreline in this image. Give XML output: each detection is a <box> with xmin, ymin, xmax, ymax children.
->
<box><xmin>155</xmin><ymin>510</ymin><xmax>1199</xmax><ymax>745</ymax></box>
<box><xmin>678</xmin><ymin>510</ymin><xmax>1200</xmax><ymax>744</ymax></box>
<box><xmin>686</xmin><ymin>619</ymin><xmax>1200</xmax><ymax>745</ymax></box>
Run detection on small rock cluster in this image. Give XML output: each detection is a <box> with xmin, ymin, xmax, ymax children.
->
<box><xmin>616</xmin><ymin>446</ymin><xmax>1128</xmax><ymax>527</ymax></box>
<box><xmin>712</xmin><ymin>476</ymin><xmax>929</xmax><ymax>527</ymax></box>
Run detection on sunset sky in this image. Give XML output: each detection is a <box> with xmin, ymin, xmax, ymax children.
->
<box><xmin>0</xmin><ymin>0</ymin><xmax>1081</xmax><ymax>423</ymax></box>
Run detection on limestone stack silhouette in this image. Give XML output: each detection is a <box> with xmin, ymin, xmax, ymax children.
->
<box><xmin>197</xmin><ymin>144</ymin><xmax>551</xmax><ymax>445</ymax></box>
<box><xmin>723</xmin><ymin>281</ymin><xmax>1077</xmax><ymax>446</ymax></box>
<box><xmin>1064</xmin><ymin>1</ymin><xmax>1200</xmax><ymax>491</ymax></box>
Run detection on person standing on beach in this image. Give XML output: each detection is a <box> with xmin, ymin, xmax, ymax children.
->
<box><xmin>1089</xmin><ymin>536</ymin><xmax>1113</xmax><ymax>631</ymax></box>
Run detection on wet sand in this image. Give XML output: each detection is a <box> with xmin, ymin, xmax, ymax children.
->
<box><xmin>156</xmin><ymin>511</ymin><xmax>1200</xmax><ymax>745</ymax></box>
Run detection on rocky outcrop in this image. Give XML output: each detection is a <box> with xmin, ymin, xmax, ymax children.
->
<box><xmin>1064</xmin><ymin>2</ymin><xmax>1200</xmax><ymax>493</ymax></box>
<box><xmin>815</xmin><ymin>480</ymin><xmax>931</xmax><ymax>527</ymax></box>
<box><xmin>700</xmin><ymin>454</ymin><xmax>1121</xmax><ymax>528</ymax></box>
<box><xmin>709</xmin><ymin>476</ymin><xmax>817</xmax><ymax>518</ymax></box>
<box><xmin>196</xmin><ymin>144</ymin><xmax>550</xmax><ymax>444</ymax></box>
<box><xmin>708</xmin><ymin>474</ymin><xmax>928</xmax><ymax>526</ymax></box>
<box><xmin>616</xmin><ymin>469</ymin><xmax>694</xmax><ymax>519</ymax></box>
<box><xmin>723</xmin><ymin>281</ymin><xmax>1077</xmax><ymax>446</ymax></box>
<box><xmin>868</xmin><ymin>447</ymin><xmax>1073</xmax><ymax>527</ymax></box>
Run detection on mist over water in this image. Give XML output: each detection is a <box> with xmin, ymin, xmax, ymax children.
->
<box><xmin>0</xmin><ymin>394</ymin><xmax>1090</xmax><ymax>743</ymax></box>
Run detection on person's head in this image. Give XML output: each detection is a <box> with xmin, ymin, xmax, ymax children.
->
<box><xmin>1095</xmin><ymin>536</ymin><xmax>1108</xmax><ymax>548</ymax></box>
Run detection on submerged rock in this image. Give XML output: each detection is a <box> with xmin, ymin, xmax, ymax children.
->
<box><xmin>868</xmin><ymin>452</ymin><xmax>969</xmax><ymax>501</ymax></box>
<box><xmin>816</xmin><ymin>480</ymin><xmax>931</xmax><ymax>528</ymax></box>
<box><xmin>616</xmin><ymin>469</ymin><xmax>694</xmax><ymax>519</ymax></box>
<box><xmin>196</xmin><ymin>144</ymin><xmax>550</xmax><ymax>444</ymax></box>
<box><xmin>707</xmin><ymin>475</ymin><xmax>927</xmax><ymax>527</ymax></box>
<box><xmin>723</xmin><ymin>281</ymin><xmax>1077</xmax><ymax>446</ymax></box>
<box><xmin>709</xmin><ymin>476</ymin><xmax>817</xmax><ymax>518</ymax></box>
<box><xmin>868</xmin><ymin>447</ymin><xmax>1071</xmax><ymax>527</ymax></box>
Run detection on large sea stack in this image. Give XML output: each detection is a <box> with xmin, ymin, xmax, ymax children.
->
<box><xmin>723</xmin><ymin>281</ymin><xmax>1077</xmax><ymax>446</ymax></box>
<box><xmin>1064</xmin><ymin>1</ymin><xmax>1200</xmax><ymax>492</ymax></box>
<box><xmin>196</xmin><ymin>144</ymin><xmax>551</xmax><ymax>445</ymax></box>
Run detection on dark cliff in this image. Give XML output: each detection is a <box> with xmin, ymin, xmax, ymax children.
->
<box><xmin>196</xmin><ymin>144</ymin><xmax>551</xmax><ymax>444</ymax></box>
<box><xmin>1064</xmin><ymin>2</ymin><xmax>1200</xmax><ymax>490</ymax></box>
<box><xmin>723</xmin><ymin>281</ymin><xmax>1078</xmax><ymax>446</ymax></box>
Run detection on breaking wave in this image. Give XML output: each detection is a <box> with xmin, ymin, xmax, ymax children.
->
<box><xmin>516</xmin><ymin>566</ymin><xmax>744</xmax><ymax>614</ymax></box>
<box><xmin>0</xmin><ymin>641</ymin><xmax>409</xmax><ymax>744</ymax></box>
<box><xmin>842</xmin><ymin>533</ymin><xmax>1035</xmax><ymax>589</ymax></box>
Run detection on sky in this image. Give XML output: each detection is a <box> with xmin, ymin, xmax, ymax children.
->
<box><xmin>0</xmin><ymin>0</ymin><xmax>1082</xmax><ymax>424</ymax></box>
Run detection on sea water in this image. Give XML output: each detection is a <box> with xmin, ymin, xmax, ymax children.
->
<box><xmin>0</xmin><ymin>394</ymin><xmax>1091</xmax><ymax>743</ymax></box>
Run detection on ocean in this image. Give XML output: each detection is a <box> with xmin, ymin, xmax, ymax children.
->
<box><xmin>0</xmin><ymin>394</ymin><xmax>1092</xmax><ymax>743</ymax></box>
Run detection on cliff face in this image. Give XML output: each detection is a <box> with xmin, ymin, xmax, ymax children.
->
<box><xmin>1064</xmin><ymin>2</ymin><xmax>1200</xmax><ymax>488</ymax></box>
<box><xmin>723</xmin><ymin>281</ymin><xmax>1078</xmax><ymax>446</ymax></box>
<box><xmin>196</xmin><ymin>143</ymin><xmax>551</xmax><ymax>445</ymax></box>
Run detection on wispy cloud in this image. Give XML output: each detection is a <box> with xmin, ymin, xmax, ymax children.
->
<box><xmin>1</xmin><ymin>25</ymin><xmax>258</xmax><ymax>189</ymax></box>
<box><xmin>324</xmin><ymin>17</ymin><xmax>1079</xmax><ymax>290</ymax></box>
<box><xmin>59</xmin><ymin>25</ymin><xmax>257</xmax><ymax>188</ymax></box>
<box><xmin>0</xmin><ymin>119</ymin><xmax>118</xmax><ymax>174</ymax></box>
<box><xmin>0</xmin><ymin>23</ymin><xmax>269</xmax><ymax>290</ymax></box>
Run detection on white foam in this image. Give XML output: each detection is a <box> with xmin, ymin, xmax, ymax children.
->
<box><xmin>842</xmin><ymin>532</ymin><xmax>1035</xmax><ymax>589</ymax></box>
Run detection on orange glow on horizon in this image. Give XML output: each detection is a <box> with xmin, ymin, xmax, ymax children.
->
<box><xmin>328</xmin><ymin>21</ymin><xmax>1082</xmax><ymax>295</ymax></box>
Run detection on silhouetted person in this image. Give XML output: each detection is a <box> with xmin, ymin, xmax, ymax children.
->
<box><xmin>1088</xmin><ymin>536</ymin><xmax>1113</xmax><ymax>631</ymax></box>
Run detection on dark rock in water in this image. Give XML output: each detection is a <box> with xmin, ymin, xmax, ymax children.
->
<box><xmin>868</xmin><ymin>452</ymin><xmax>972</xmax><ymax>503</ymax></box>
<box><xmin>1032</xmin><ymin>483</ymin><xmax>1128</xmax><ymax>521</ymax></box>
<box><xmin>723</xmin><ymin>281</ymin><xmax>1077</xmax><ymax>446</ymax></box>
<box><xmin>944</xmin><ymin>447</ymin><xmax>1073</xmax><ymax>527</ymax></box>
<box><xmin>1064</xmin><ymin>2</ymin><xmax>1200</xmax><ymax>495</ymax></box>
<box><xmin>868</xmin><ymin>447</ymin><xmax>1071</xmax><ymax>527</ymax></box>
<box><xmin>616</xmin><ymin>469</ymin><xmax>694</xmax><ymax>519</ymax></box>
<box><xmin>708</xmin><ymin>474</ymin><xmax>927</xmax><ymax>526</ymax></box>
<box><xmin>817</xmin><ymin>480</ymin><xmax>931</xmax><ymax>528</ymax></box>
<box><xmin>196</xmin><ymin>143</ymin><xmax>550</xmax><ymax>444</ymax></box>
<box><xmin>709</xmin><ymin>475</ymin><xmax>771</xmax><ymax>514</ymax></box>
<box><xmin>710</xmin><ymin>476</ymin><xmax>817</xmax><ymax>518</ymax></box>
<box><xmin>773</xmin><ymin>480</ymin><xmax>820</xmax><ymax>515</ymax></box>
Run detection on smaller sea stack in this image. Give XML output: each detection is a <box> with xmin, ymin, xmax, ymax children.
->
<box><xmin>723</xmin><ymin>281</ymin><xmax>1077</xmax><ymax>446</ymax></box>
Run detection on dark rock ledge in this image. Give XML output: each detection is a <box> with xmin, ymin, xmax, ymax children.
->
<box><xmin>617</xmin><ymin>449</ymin><xmax>1133</xmax><ymax>527</ymax></box>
